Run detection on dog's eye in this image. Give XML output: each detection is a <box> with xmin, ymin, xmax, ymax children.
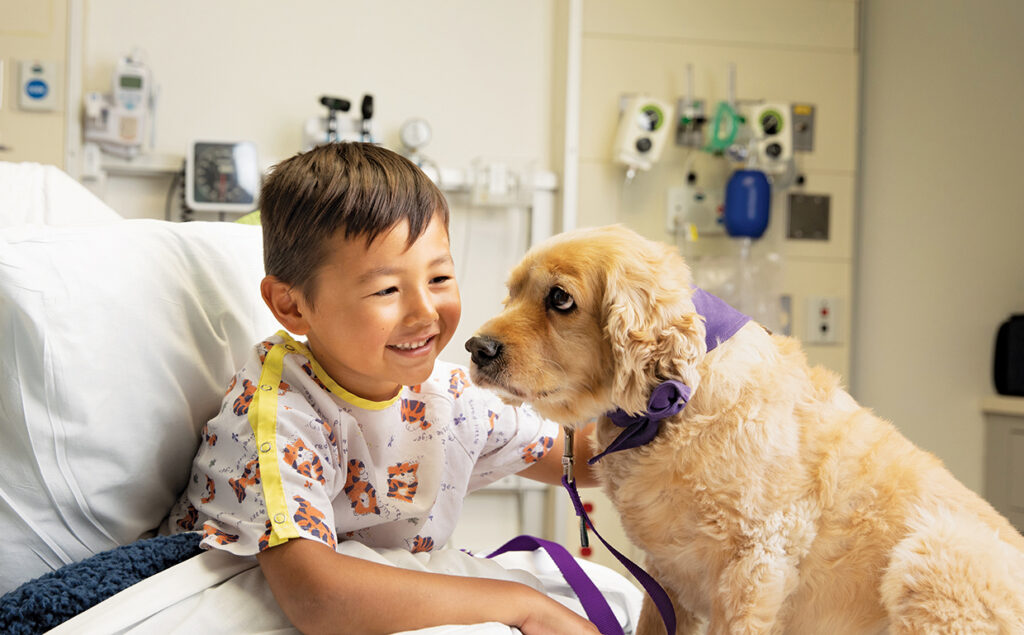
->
<box><xmin>546</xmin><ymin>286</ymin><xmax>576</xmax><ymax>313</ymax></box>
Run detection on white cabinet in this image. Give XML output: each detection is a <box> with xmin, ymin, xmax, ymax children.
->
<box><xmin>982</xmin><ymin>396</ymin><xmax>1024</xmax><ymax>532</ymax></box>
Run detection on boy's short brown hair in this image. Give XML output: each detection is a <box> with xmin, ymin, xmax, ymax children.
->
<box><xmin>259</xmin><ymin>142</ymin><xmax>449</xmax><ymax>306</ymax></box>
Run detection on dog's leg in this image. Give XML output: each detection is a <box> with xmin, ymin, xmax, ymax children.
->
<box><xmin>636</xmin><ymin>589</ymin><xmax>702</xmax><ymax>635</ymax></box>
<box><xmin>705</xmin><ymin>553</ymin><xmax>797</xmax><ymax>635</ymax></box>
<box><xmin>880</xmin><ymin>510</ymin><xmax>1024</xmax><ymax>634</ymax></box>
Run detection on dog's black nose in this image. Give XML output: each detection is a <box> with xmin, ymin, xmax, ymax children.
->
<box><xmin>465</xmin><ymin>335</ymin><xmax>503</xmax><ymax>368</ymax></box>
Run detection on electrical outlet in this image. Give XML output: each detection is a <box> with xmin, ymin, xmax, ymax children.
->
<box><xmin>804</xmin><ymin>296</ymin><xmax>841</xmax><ymax>345</ymax></box>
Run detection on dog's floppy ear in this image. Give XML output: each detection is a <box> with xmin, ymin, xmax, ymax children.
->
<box><xmin>602</xmin><ymin>241</ymin><xmax>706</xmax><ymax>414</ymax></box>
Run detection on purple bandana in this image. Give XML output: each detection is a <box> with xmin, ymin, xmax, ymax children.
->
<box><xmin>589</xmin><ymin>288</ymin><xmax>750</xmax><ymax>464</ymax></box>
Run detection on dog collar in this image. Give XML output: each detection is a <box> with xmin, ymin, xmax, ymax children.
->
<box><xmin>589</xmin><ymin>288</ymin><xmax>750</xmax><ymax>464</ymax></box>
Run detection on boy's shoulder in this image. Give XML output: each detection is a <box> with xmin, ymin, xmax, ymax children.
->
<box><xmin>236</xmin><ymin>331</ymin><xmax>330</xmax><ymax>401</ymax></box>
<box><xmin>412</xmin><ymin>360</ymin><xmax>475</xmax><ymax>401</ymax></box>
<box><xmin>245</xmin><ymin>331</ymin><xmax>290</xmax><ymax>359</ymax></box>
<box><xmin>410</xmin><ymin>360</ymin><xmax>535</xmax><ymax>420</ymax></box>
<box><xmin>239</xmin><ymin>331</ymin><xmax>303</xmax><ymax>375</ymax></box>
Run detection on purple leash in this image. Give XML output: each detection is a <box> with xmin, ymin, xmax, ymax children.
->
<box><xmin>561</xmin><ymin>474</ymin><xmax>677</xmax><ymax>635</ymax></box>
<box><xmin>488</xmin><ymin>535</ymin><xmax>624</xmax><ymax>635</ymax></box>
<box><xmin>486</xmin><ymin>473</ymin><xmax>677</xmax><ymax>634</ymax></box>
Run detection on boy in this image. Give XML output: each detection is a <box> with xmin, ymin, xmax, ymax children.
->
<box><xmin>164</xmin><ymin>142</ymin><xmax>600</xmax><ymax>634</ymax></box>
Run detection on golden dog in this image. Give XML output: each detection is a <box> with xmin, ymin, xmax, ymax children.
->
<box><xmin>466</xmin><ymin>225</ymin><xmax>1024</xmax><ymax>634</ymax></box>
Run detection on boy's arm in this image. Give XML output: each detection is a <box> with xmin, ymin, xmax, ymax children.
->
<box><xmin>258</xmin><ymin>538</ymin><xmax>599</xmax><ymax>635</ymax></box>
<box><xmin>518</xmin><ymin>420</ymin><xmax>600</xmax><ymax>488</ymax></box>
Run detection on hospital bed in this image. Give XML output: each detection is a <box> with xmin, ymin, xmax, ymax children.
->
<box><xmin>0</xmin><ymin>161</ymin><xmax>641</xmax><ymax>634</ymax></box>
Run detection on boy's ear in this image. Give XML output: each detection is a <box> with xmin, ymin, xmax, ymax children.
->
<box><xmin>261</xmin><ymin>275</ymin><xmax>310</xmax><ymax>335</ymax></box>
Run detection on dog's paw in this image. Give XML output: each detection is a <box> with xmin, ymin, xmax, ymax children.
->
<box><xmin>495</xmin><ymin>394</ymin><xmax>523</xmax><ymax>408</ymax></box>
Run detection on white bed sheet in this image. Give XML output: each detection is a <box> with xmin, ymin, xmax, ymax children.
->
<box><xmin>0</xmin><ymin>161</ymin><xmax>120</xmax><ymax>227</ymax></box>
<box><xmin>49</xmin><ymin>541</ymin><xmax>642</xmax><ymax>634</ymax></box>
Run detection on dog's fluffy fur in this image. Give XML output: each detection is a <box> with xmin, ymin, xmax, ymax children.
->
<box><xmin>467</xmin><ymin>225</ymin><xmax>1024</xmax><ymax>634</ymax></box>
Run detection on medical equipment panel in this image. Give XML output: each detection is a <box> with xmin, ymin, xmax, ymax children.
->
<box><xmin>613</xmin><ymin>95</ymin><xmax>674</xmax><ymax>183</ymax></box>
<box><xmin>749</xmin><ymin>103</ymin><xmax>793</xmax><ymax>175</ymax></box>
<box><xmin>83</xmin><ymin>53</ymin><xmax>154</xmax><ymax>158</ymax></box>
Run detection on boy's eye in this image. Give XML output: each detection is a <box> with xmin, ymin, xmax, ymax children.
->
<box><xmin>373</xmin><ymin>286</ymin><xmax>399</xmax><ymax>297</ymax></box>
<box><xmin>430</xmin><ymin>275</ymin><xmax>452</xmax><ymax>284</ymax></box>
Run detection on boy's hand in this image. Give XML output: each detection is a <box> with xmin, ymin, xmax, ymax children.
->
<box><xmin>519</xmin><ymin>420</ymin><xmax>600</xmax><ymax>488</ymax></box>
<box><xmin>515</xmin><ymin>591</ymin><xmax>602</xmax><ymax>634</ymax></box>
<box><xmin>259</xmin><ymin>537</ymin><xmax>604</xmax><ymax>634</ymax></box>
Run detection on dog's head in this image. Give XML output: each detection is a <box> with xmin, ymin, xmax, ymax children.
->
<box><xmin>465</xmin><ymin>224</ymin><xmax>707</xmax><ymax>426</ymax></box>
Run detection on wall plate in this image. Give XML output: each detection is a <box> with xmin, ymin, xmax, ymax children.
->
<box><xmin>18</xmin><ymin>60</ymin><xmax>59</xmax><ymax>112</ymax></box>
<box><xmin>788</xmin><ymin>193</ymin><xmax>830</xmax><ymax>240</ymax></box>
<box><xmin>791</xmin><ymin>103</ymin><xmax>816</xmax><ymax>152</ymax></box>
<box><xmin>805</xmin><ymin>295</ymin><xmax>841</xmax><ymax>345</ymax></box>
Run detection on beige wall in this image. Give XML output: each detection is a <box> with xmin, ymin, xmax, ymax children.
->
<box><xmin>854</xmin><ymin>0</ymin><xmax>1024</xmax><ymax>493</ymax></box>
<box><xmin>81</xmin><ymin>0</ymin><xmax>556</xmax><ymax>171</ymax></box>
<box><xmin>0</xmin><ymin>0</ymin><xmax>68</xmax><ymax>165</ymax></box>
<box><xmin>77</xmin><ymin>1</ymin><xmax>561</xmax><ymax>220</ymax></box>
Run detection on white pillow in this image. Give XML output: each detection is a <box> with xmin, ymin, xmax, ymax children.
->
<box><xmin>0</xmin><ymin>161</ymin><xmax>122</xmax><ymax>227</ymax></box>
<box><xmin>0</xmin><ymin>219</ymin><xmax>280</xmax><ymax>594</ymax></box>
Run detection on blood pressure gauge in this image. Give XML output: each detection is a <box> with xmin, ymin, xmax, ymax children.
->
<box><xmin>399</xmin><ymin>118</ymin><xmax>432</xmax><ymax>153</ymax></box>
<box><xmin>185</xmin><ymin>140</ymin><xmax>261</xmax><ymax>213</ymax></box>
<box><xmin>398</xmin><ymin>118</ymin><xmax>439</xmax><ymax>181</ymax></box>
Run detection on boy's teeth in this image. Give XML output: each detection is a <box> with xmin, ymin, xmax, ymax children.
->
<box><xmin>393</xmin><ymin>337</ymin><xmax>429</xmax><ymax>350</ymax></box>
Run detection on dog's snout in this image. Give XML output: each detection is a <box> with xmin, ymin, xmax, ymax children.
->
<box><xmin>465</xmin><ymin>335</ymin><xmax>503</xmax><ymax>368</ymax></box>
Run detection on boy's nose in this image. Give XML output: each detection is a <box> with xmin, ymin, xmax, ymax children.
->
<box><xmin>405</xmin><ymin>289</ymin><xmax>439</xmax><ymax>325</ymax></box>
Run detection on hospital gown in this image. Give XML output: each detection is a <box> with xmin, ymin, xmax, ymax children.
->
<box><xmin>163</xmin><ymin>331</ymin><xmax>558</xmax><ymax>556</ymax></box>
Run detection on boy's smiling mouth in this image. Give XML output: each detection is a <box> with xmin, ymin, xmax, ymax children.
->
<box><xmin>388</xmin><ymin>335</ymin><xmax>436</xmax><ymax>353</ymax></box>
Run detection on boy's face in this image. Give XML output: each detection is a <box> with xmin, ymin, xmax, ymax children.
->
<box><xmin>296</xmin><ymin>213</ymin><xmax>460</xmax><ymax>401</ymax></box>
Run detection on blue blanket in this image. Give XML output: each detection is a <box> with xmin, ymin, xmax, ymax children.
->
<box><xmin>0</xmin><ymin>533</ymin><xmax>202</xmax><ymax>635</ymax></box>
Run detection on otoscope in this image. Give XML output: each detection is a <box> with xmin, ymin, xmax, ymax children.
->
<box><xmin>360</xmin><ymin>94</ymin><xmax>374</xmax><ymax>142</ymax></box>
<box><xmin>319</xmin><ymin>96</ymin><xmax>351</xmax><ymax>143</ymax></box>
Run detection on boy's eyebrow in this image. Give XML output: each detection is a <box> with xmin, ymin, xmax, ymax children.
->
<box><xmin>356</xmin><ymin>255</ymin><xmax>454</xmax><ymax>284</ymax></box>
